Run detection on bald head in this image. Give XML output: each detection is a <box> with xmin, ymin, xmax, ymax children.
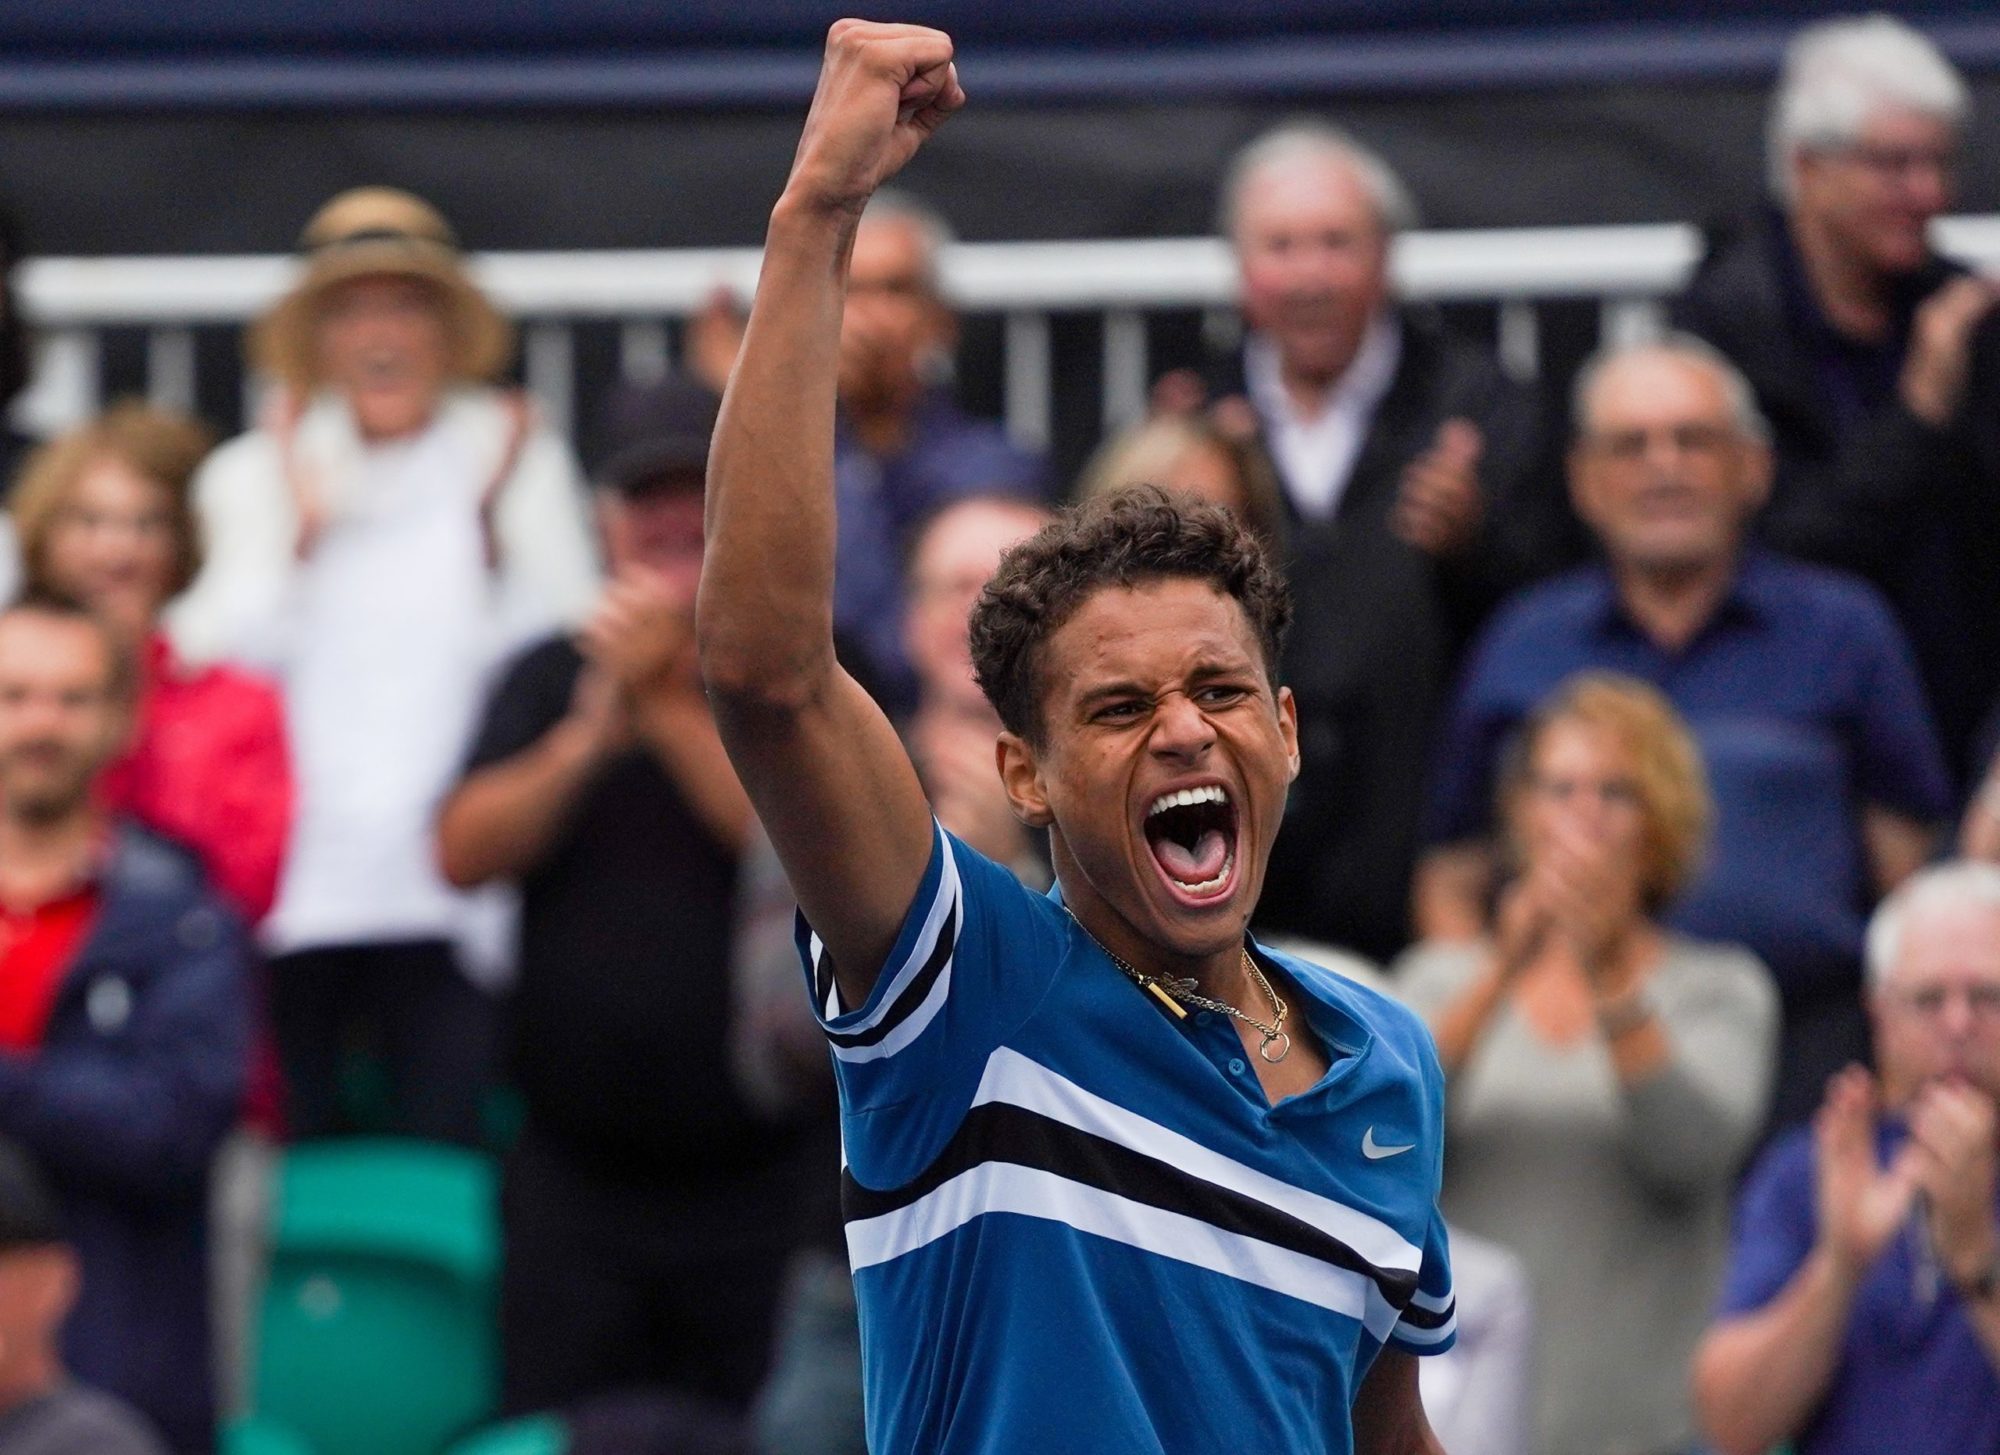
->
<box><xmin>1568</xmin><ymin>338</ymin><xmax>1774</xmax><ymax>579</ymax></box>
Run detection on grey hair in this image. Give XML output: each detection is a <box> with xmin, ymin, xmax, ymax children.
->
<box><xmin>859</xmin><ymin>188</ymin><xmax>956</xmax><ymax>298</ymax></box>
<box><xmin>1865</xmin><ymin>859</ymin><xmax>2000</xmax><ymax>990</ymax></box>
<box><xmin>1767</xmin><ymin>14</ymin><xmax>1969</xmax><ymax>201</ymax></box>
<box><xmin>1570</xmin><ymin>331</ymin><xmax>1773</xmax><ymax>445</ymax></box>
<box><xmin>1218</xmin><ymin>121</ymin><xmax>1419</xmax><ymax>242</ymax></box>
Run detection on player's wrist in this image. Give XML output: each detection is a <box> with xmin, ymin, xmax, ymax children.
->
<box><xmin>771</xmin><ymin>185</ymin><xmax>869</xmax><ymax>240</ymax></box>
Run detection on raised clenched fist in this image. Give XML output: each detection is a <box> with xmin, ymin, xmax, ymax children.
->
<box><xmin>783</xmin><ymin>20</ymin><xmax>965</xmax><ymax>217</ymax></box>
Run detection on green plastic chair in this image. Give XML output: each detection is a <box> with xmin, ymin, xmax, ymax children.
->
<box><xmin>221</xmin><ymin>1414</ymin><xmax>319</xmax><ymax>1455</ymax></box>
<box><xmin>246</xmin><ymin>1139</ymin><xmax>501</xmax><ymax>1455</ymax></box>
<box><xmin>445</xmin><ymin>1414</ymin><xmax>570</xmax><ymax>1455</ymax></box>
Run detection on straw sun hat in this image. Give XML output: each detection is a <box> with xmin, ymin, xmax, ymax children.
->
<box><xmin>249</xmin><ymin>186</ymin><xmax>514</xmax><ymax>395</ymax></box>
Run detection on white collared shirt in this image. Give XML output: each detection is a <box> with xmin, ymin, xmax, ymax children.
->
<box><xmin>1243</xmin><ymin>312</ymin><xmax>1402</xmax><ymax>523</ymax></box>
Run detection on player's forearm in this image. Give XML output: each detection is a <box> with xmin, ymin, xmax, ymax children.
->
<box><xmin>697</xmin><ymin>195</ymin><xmax>857</xmax><ymax>709</ymax></box>
<box><xmin>1351</xmin><ymin>1351</ymin><xmax>1446</xmax><ymax>1455</ymax></box>
<box><xmin>1693</xmin><ymin>1247</ymin><xmax>1858</xmax><ymax>1455</ymax></box>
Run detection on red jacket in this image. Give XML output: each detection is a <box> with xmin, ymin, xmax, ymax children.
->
<box><xmin>100</xmin><ymin>634</ymin><xmax>292</xmax><ymax>924</ymax></box>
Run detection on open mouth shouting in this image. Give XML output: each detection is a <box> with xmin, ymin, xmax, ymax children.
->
<box><xmin>1143</xmin><ymin>782</ymin><xmax>1240</xmax><ymax>907</ymax></box>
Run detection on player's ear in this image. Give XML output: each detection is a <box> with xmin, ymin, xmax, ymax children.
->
<box><xmin>997</xmin><ymin>731</ymin><xmax>1054</xmax><ymax>828</ymax></box>
<box><xmin>1276</xmin><ymin>684</ymin><xmax>1301</xmax><ymax>783</ymax></box>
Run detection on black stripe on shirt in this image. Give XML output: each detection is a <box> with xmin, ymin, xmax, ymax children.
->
<box><xmin>821</xmin><ymin>901</ymin><xmax>959</xmax><ymax>1050</ymax></box>
<box><xmin>1396</xmin><ymin>1298</ymin><xmax>1454</xmax><ymax>1330</ymax></box>
<box><xmin>841</xmin><ymin>1098</ymin><xmax>1419</xmax><ymax>1311</ymax></box>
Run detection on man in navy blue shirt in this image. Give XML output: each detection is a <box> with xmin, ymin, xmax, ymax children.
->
<box><xmin>1417</xmin><ymin>334</ymin><xmax>1950</xmax><ymax>1129</ymax></box>
<box><xmin>699</xmin><ymin>22</ymin><xmax>1453</xmax><ymax>1454</ymax></box>
<box><xmin>831</xmin><ymin>190</ymin><xmax>1047</xmax><ymax>713</ymax></box>
<box><xmin>1693</xmin><ymin>861</ymin><xmax>2000</xmax><ymax>1455</ymax></box>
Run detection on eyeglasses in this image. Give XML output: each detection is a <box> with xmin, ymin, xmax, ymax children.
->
<box><xmin>1525</xmin><ymin>774</ymin><xmax>1643</xmax><ymax>810</ymax></box>
<box><xmin>55</xmin><ymin>505</ymin><xmax>176</xmax><ymax>541</ymax></box>
<box><xmin>1831</xmin><ymin>143</ymin><xmax>1958</xmax><ymax>182</ymax></box>
<box><xmin>1580</xmin><ymin>423</ymin><xmax>1738</xmax><ymax>464</ymax></box>
<box><xmin>1891</xmin><ymin>983</ymin><xmax>2000</xmax><ymax>1022</ymax></box>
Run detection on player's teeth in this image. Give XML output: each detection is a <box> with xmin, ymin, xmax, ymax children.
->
<box><xmin>1148</xmin><ymin>785</ymin><xmax>1230</xmax><ymax>818</ymax></box>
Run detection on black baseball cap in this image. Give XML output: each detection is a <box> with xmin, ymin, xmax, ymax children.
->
<box><xmin>0</xmin><ymin>1138</ymin><xmax>63</xmax><ymax>1250</ymax></box>
<box><xmin>587</xmin><ymin>374</ymin><xmax>721</xmax><ymax>497</ymax></box>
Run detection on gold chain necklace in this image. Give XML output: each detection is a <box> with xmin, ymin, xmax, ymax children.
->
<box><xmin>1068</xmin><ymin>911</ymin><xmax>1292</xmax><ymax>1064</ymax></box>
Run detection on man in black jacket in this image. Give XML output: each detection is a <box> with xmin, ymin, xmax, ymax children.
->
<box><xmin>1196</xmin><ymin>121</ymin><xmax>1568</xmax><ymax>962</ymax></box>
<box><xmin>1671</xmin><ymin>14</ymin><xmax>2000</xmax><ymax>779</ymax></box>
<box><xmin>0</xmin><ymin>597</ymin><xmax>248</xmax><ymax>1454</ymax></box>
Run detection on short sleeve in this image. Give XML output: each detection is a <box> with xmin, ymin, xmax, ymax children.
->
<box><xmin>1715</xmin><ymin>1129</ymin><xmax>1817</xmax><ymax>1317</ymax></box>
<box><xmin>796</xmin><ymin>822</ymin><xmax>1066</xmax><ymax>1138</ymax></box>
<box><xmin>1389</xmin><ymin>1027</ymin><xmax>1456</xmax><ymax>1356</ymax></box>
<box><xmin>1389</xmin><ymin>1203</ymin><xmax>1458</xmax><ymax>1356</ymax></box>
<box><xmin>463</xmin><ymin>637</ymin><xmax>577</xmax><ymax>775</ymax></box>
<box><xmin>1848</xmin><ymin>596</ymin><xmax>1952</xmax><ymax>821</ymax></box>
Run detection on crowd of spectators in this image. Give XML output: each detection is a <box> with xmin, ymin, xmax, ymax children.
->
<box><xmin>0</xmin><ymin>10</ymin><xmax>1993</xmax><ymax>1455</ymax></box>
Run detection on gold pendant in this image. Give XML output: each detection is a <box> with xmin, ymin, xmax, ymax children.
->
<box><xmin>1259</xmin><ymin>1031</ymin><xmax>1291</xmax><ymax>1064</ymax></box>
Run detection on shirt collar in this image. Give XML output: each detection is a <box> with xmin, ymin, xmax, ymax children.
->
<box><xmin>1242</xmin><ymin>309</ymin><xmax>1401</xmax><ymax>430</ymax></box>
<box><xmin>1592</xmin><ymin>547</ymin><xmax>1773</xmax><ymax>640</ymax></box>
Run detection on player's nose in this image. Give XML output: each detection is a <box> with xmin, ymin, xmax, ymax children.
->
<box><xmin>1149</xmin><ymin>691</ymin><xmax>1216</xmax><ymax>761</ymax></box>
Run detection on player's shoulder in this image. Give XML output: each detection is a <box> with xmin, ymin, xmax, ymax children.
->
<box><xmin>942</xmin><ymin>829</ymin><xmax>1073</xmax><ymax>940</ymax></box>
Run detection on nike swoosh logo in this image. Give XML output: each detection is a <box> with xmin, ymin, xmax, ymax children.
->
<box><xmin>1362</xmin><ymin>1126</ymin><xmax>1416</xmax><ymax>1160</ymax></box>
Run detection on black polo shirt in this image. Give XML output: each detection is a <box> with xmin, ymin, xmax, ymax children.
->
<box><xmin>466</xmin><ymin>636</ymin><xmax>795</xmax><ymax>1179</ymax></box>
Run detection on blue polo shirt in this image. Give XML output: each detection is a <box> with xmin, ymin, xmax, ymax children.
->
<box><xmin>800</xmin><ymin>823</ymin><xmax>1455</xmax><ymax>1455</ymax></box>
<box><xmin>1424</xmin><ymin>551</ymin><xmax>1950</xmax><ymax>1003</ymax></box>
<box><xmin>1717</xmin><ymin>1122</ymin><xmax>2000</xmax><ymax>1455</ymax></box>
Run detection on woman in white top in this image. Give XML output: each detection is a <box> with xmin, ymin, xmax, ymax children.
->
<box><xmin>169</xmin><ymin>187</ymin><xmax>598</xmax><ymax>1143</ymax></box>
<box><xmin>1394</xmin><ymin>671</ymin><xmax>1778</xmax><ymax>1455</ymax></box>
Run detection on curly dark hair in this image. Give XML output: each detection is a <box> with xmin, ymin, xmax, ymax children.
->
<box><xmin>968</xmin><ymin>484</ymin><xmax>1292</xmax><ymax>745</ymax></box>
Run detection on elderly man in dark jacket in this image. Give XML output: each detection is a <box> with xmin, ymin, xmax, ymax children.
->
<box><xmin>0</xmin><ymin>596</ymin><xmax>248</xmax><ymax>1454</ymax></box>
<box><xmin>1671</xmin><ymin>14</ymin><xmax>2000</xmax><ymax>779</ymax></box>
<box><xmin>1188</xmin><ymin>121</ymin><xmax>1569</xmax><ymax>963</ymax></box>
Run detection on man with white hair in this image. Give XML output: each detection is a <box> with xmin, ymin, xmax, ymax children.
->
<box><xmin>1418</xmin><ymin>334</ymin><xmax>1950</xmax><ymax>1130</ymax></box>
<box><xmin>1672</xmin><ymin>13</ymin><xmax>2000</xmax><ymax>778</ymax></box>
<box><xmin>1199</xmin><ymin>122</ymin><xmax>1567</xmax><ymax>963</ymax></box>
<box><xmin>1693</xmin><ymin>860</ymin><xmax>2000</xmax><ymax>1455</ymax></box>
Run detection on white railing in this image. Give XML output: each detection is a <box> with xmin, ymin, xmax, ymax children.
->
<box><xmin>17</xmin><ymin>215</ymin><xmax>2000</xmax><ymax>448</ymax></box>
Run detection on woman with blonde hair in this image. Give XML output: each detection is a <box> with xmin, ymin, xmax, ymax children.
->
<box><xmin>12</xmin><ymin>401</ymin><xmax>290</xmax><ymax>923</ymax></box>
<box><xmin>1073</xmin><ymin>411</ymin><xmax>1286</xmax><ymax>545</ymax></box>
<box><xmin>1393</xmin><ymin>671</ymin><xmax>1778</xmax><ymax>1455</ymax></box>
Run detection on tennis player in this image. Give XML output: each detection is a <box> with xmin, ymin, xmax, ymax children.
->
<box><xmin>698</xmin><ymin>21</ymin><xmax>1455</xmax><ymax>1453</ymax></box>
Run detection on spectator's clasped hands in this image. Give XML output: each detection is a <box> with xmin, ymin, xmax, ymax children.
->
<box><xmin>1814</xmin><ymin>1066</ymin><xmax>1923</xmax><ymax>1284</ymax></box>
<box><xmin>1820</xmin><ymin>1065</ymin><xmax>2000</xmax><ymax>1294</ymax></box>
<box><xmin>1906</xmin><ymin>1077</ymin><xmax>2000</xmax><ymax>1291</ymax></box>
<box><xmin>1495</xmin><ymin>819</ymin><xmax>1641</xmax><ymax>982</ymax></box>
<box><xmin>784</xmin><ymin>20</ymin><xmax>965</xmax><ymax>218</ymax></box>
<box><xmin>581</xmin><ymin>569</ymin><xmax>697</xmax><ymax>701</ymax></box>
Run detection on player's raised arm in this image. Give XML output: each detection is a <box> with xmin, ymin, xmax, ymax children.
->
<box><xmin>698</xmin><ymin>21</ymin><xmax>964</xmax><ymax>1005</ymax></box>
